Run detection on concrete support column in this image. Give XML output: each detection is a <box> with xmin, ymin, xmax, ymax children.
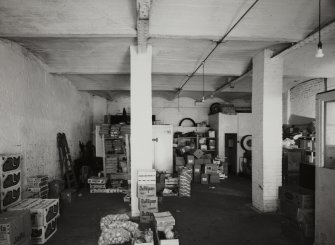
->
<box><xmin>252</xmin><ymin>49</ymin><xmax>283</xmax><ymax>212</ymax></box>
<box><xmin>130</xmin><ymin>45</ymin><xmax>153</xmax><ymax>217</ymax></box>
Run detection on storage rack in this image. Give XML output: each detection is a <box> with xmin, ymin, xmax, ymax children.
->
<box><xmin>175</xmin><ymin>135</ymin><xmax>216</xmax><ymax>155</ymax></box>
<box><xmin>102</xmin><ymin>134</ymin><xmax>130</xmax><ymax>180</ymax></box>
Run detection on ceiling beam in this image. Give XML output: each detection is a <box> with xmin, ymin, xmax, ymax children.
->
<box><xmin>273</xmin><ymin>20</ymin><xmax>335</xmax><ymax>59</ymax></box>
<box><xmin>207</xmin><ymin>70</ymin><xmax>252</xmax><ymax>99</ymax></box>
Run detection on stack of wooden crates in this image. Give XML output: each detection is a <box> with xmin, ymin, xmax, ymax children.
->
<box><xmin>0</xmin><ymin>154</ymin><xmax>22</xmax><ymax>211</ymax></box>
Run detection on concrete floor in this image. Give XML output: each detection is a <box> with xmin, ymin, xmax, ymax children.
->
<box><xmin>47</xmin><ymin>176</ymin><xmax>296</xmax><ymax>245</ymax></box>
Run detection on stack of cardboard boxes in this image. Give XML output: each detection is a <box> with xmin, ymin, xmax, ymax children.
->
<box><xmin>153</xmin><ymin>212</ymin><xmax>179</xmax><ymax>245</ymax></box>
<box><xmin>0</xmin><ymin>154</ymin><xmax>22</xmax><ymax>211</ymax></box>
<box><xmin>27</xmin><ymin>175</ymin><xmax>49</xmax><ymax>199</ymax></box>
<box><xmin>137</xmin><ymin>170</ymin><xmax>157</xmax><ymax>223</ymax></box>
<box><xmin>0</xmin><ymin>210</ymin><xmax>31</xmax><ymax>245</ymax></box>
<box><xmin>88</xmin><ymin>177</ymin><xmax>108</xmax><ymax>193</ymax></box>
<box><xmin>8</xmin><ymin>198</ymin><xmax>60</xmax><ymax>244</ymax></box>
<box><xmin>279</xmin><ymin>186</ymin><xmax>315</xmax><ymax>245</ymax></box>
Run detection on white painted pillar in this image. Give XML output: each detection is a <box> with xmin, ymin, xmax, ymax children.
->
<box><xmin>252</xmin><ymin>49</ymin><xmax>283</xmax><ymax>212</ymax></box>
<box><xmin>130</xmin><ymin>45</ymin><xmax>153</xmax><ymax>217</ymax></box>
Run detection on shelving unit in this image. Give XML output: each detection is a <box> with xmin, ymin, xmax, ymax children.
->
<box><xmin>175</xmin><ymin>135</ymin><xmax>216</xmax><ymax>155</ymax></box>
<box><xmin>102</xmin><ymin>134</ymin><xmax>130</xmax><ymax>180</ymax></box>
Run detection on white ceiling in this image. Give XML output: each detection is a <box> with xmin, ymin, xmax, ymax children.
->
<box><xmin>0</xmin><ymin>0</ymin><xmax>335</xmax><ymax>101</ymax></box>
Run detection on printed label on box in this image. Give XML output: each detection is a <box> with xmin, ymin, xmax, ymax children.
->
<box><xmin>138</xmin><ymin>184</ymin><xmax>156</xmax><ymax>198</ymax></box>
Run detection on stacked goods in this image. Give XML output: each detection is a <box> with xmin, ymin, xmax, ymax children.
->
<box><xmin>174</xmin><ymin>157</ymin><xmax>185</xmax><ymax>172</ymax></box>
<box><xmin>0</xmin><ymin>154</ymin><xmax>22</xmax><ymax>211</ymax></box>
<box><xmin>98</xmin><ymin>214</ymin><xmax>141</xmax><ymax>245</ymax></box>
<box><xmin>179</xmin><ymin>168</ymin><xmax>192</xmax><ymax>197</ymax></box>
<box><xmin>163</xmin><ymin>177</ymin><xmax>178</xmax><ymax>196</ymax></box>
<box><xmin>153</xmin><ymin>212</ymin><xmax>179</xmax><ymax>245</ymax></box>
<box><xmin>112</xmin><ymin>140</ymin><xmax>123</xmax><ymax>154</ymax></box>
<box><xmin>193</xmin><ymin>164</ymin><xmax>201</xmax><ymax>183</ymax></box>
<box><xmin>279</xmin><ymin>186</ymin><xmax>315</xmax><ymax>245</ymax></box>
<box><xmin>110</xmin><ymin>126</ymin><xmax>120</xmax><ymax>138</ymax></box>
<box><xmin>120</xmin><ymin>125</ymin><xmax>131</xmax><ymax>136</ymax></box>
<box><xmin>138</xmin><ymin>170</ymin><xmax>157</xmax><ymax>223</ymax></box>
<box><xmin>88</xmin><ymin>177</ymin><xmax>108</xmax><ymax>193</ymax></box>
<box><xmin>0</xmin><ymin>210</ymin><xmax>31</xmax><ymax>245</ymax></box>
<box><xmin>104</xmin><ymin>140</ymin><xmax>114</xmax><ymax>154</ymax></box>
<box><xmin>90</xmin><ymin>188</ymin><xmax>128</xmax><ymax>194</ymax></box>
<box><xmin>100</xmin><ymin>124</ymin><xmax>110</xmax><ymax>136</ymax></box>
<box><xmin>105</xmin><ymin>156</ymin><xmax>118</xmax><ymax>174</ymax></box>
<box><xmin>8</xmin><ymin>199</ymin><xmax>60</xmax><ymax>244</ymax></box>
<box><xmin>27</xmin><ymin>175</ymin><xmax>49</xmax><ymax>199</ymax></box>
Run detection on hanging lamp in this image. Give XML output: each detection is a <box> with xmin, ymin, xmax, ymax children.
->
<box><xmin>316</xmin><ymin>0</ymin><xmax>324</xmax><ymax>58</ymax></box>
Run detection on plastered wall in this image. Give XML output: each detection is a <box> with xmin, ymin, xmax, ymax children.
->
<box><xmin>0</xmin><ymin>39</ymin><xmax>93</xmax><ymax>184</ymax></box>
<box><xmin>106</xmin><ymin>96</ymin><xmax>227</xmax><ymax>126</ymax></box>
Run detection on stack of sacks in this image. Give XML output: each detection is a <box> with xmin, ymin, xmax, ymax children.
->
<box><xmin>98</xmin><ymin>214</ymin><xmax>141</xmax><ymax>245</ymax></box>
<box><xmin>179</xmin><ymin>168</ymin><xmax>192</xmax><ymax>197</ymax></box>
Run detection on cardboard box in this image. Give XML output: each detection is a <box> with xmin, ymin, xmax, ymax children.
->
<box><xmin>185</xmin><ymin>155</ymin><xmax>194</xmax><ymax>165</ymax></box>
<box><xmin>138</xmin><ymin>170</ymin><xmax>156</xmax><ymax>185</ymax></box>
<box><xmin>87</xmin><ymin>177</ymin><xmax>107</xmax><ymax>184</ymax></box>
<box><xmin>193</xmin><ymin>173</ymin><xmax>201</xmax><ymax>184</ymax></box>
<box><xmin>281</xmin><ymin>218</ymin><xmax>314</xmax><ymax>244</ymax></box>
<box><xmin>279</xmin><ymin>186</ymin><xmax>314</xmax><ymax>208</ymax></box>
<box><xmin>0</xmin><ymin>210</ymin><xmax>31</xmax><ymax>245</ymax></box>
<box><xmin>175</xmin><ymin>157</ymin><xmax>185</xmax><ymax>166</ymax></box>
<box><xmin>153</xmin><ymin>212</ymin><xmax>175</xmax><ymax>228</ymax></box>
<box><xmin>31</xmin><ymin>216</ymin><xmax>57</xmax><ymax>244</ymax></box>
<box><xmin>280</xmin><ymin>200</ymin><xmax>314</xmax><ymax>224</ymax></box>
<box><xmin>209</xmin><ymin>173</ymin><xmax>220</xmax><ymax>183</ymax></box>
<box><xmin>156</xmin><ymin>229</ymin><xmax>179</xmax><ymax>245</ymax></box>
<box><xmin>9</xmin><ymin>199</ymin><xmax>60</xmax><ymax>227</ymax></box>
<box><xmin>90</xmin><ymin>184</ymin><xmax>106</xmax><ymax>189</ymax></box>
<box><xmin>193</xmin><ymin>149</ymin><xmax>204</xmax><ymax>159</ymax></box>
<box><xmin>139</xmin><ymin>197</ymin><xmax>158</xmax><ymax>211</ymax></box>
<box><xmin>203</xmin><ymin>159</ymin><xmax>212</xmax><ymax>165</ymax></box>
<box><xmin>194</xmin><ymin>159</ymin><xmax>204</xmax><ymax>165</ymax></box>
<box><xmin>208</xmin><ymin>131</ymin><xmax>215</xmax><ymax>138</ymax></box>
<box><xmin>204</xmin><ymin>164</ymin><xmax>218</xmax><ymax>174</ymax></box>
<box><xmin>138</xmin><ymin>184</ymin><xmax>156</xmax><ymax>198</ymax></box>
<box><xmin>201</xmin><ymin>174</ymin><xmax>209</xmax><ymax>184</ymax></box>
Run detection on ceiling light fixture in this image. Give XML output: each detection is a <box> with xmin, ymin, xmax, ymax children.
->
<box><xmin>316</xmin><ymin>0</ymin><xmax>324</xmax><ymax>58</ymax></box>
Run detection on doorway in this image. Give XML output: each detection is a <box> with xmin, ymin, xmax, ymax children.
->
<box><xmin>225</xmin><ymin>133</ymin><xmax>238</xmax><ymax>174</ymax></box>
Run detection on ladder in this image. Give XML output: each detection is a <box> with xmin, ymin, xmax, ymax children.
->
<box><xmin>57</xmin><ymin>133</ymin><xmax>78</xmax><ymax>189</ymax></box>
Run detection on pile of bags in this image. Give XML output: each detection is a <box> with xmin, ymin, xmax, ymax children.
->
<box><xmin>98</xmin><ymin>214</ymin><xmax>140</xmax><ymax>245</ymax></box>
<box><xmin>179</xmin><ymin>168</ymin><xmax>192</xmax><ymax>197</ymax></box>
